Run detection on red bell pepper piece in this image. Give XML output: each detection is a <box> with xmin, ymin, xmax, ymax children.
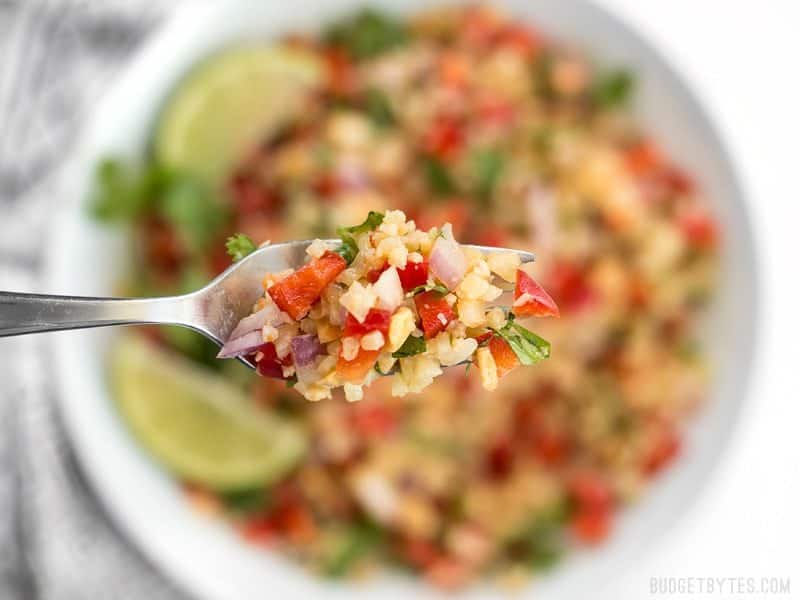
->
<box><xmin>268</xmin><ymin>251</ymin><xmax>346</xmax><ymax>320</ymax></box>
<box><xmin>513</xmin><ymin>269</ymin><xmax>560</xmax><ymax>318</ymax></box>
<box><xmin>397</xmin><ymin>260</ymin><xmax>429</xmax><ymax>291</ymax></box>
<box><xmin>414</xmin><ymin>291</ymin><xmax>456</xmax><ymax>339</ymax></box>
<box><xmin>623</xmin><ymin>139</ymin><xmax>662</xmax><ymax>176</ymax></box>
<box><xmin>570</xmin><ymin>507</ymin><xmax>612</xmax><ymax>545</ymax></box>
<box><xmin>643</xmin><ymin>428</ymin><xmax>682</xmax><ymax>476</ymax></box>
<box><xmin>496</xmin><ymin>24</ymin><xmax>542</xmax><ymax>59</ymax></box>
<box><xmin>422</xmin><ymin>117</ymin><xmax>464</xmax><ymax>161</ymax></box>
<box><xmin>678</xmin><ymin>209</ymin><xmax>718</xmax><ymax>250</ymax></box>
<box><xmin>488</xmin><ymin>335</ymin><xmax>519</xmax><ymax>377</ymax></box>
<box><xmin>336</xmin><ymin>348</ymin><xmax>380</xmax><ymax>383</ymax></box>
<box><xmin>342</xmin><ymin>308</ymin><xmax>391</xmax><ymax>338</ymax></box>
<box><xmin>254</xmin><ymin>343</ymin><xmax>292</xmax><ymax>379</ymax></box>
<box><xmin>568</xmin><ymin>471</ymin><xmax>613</xmax><ymax>512</ymax></box>
<box><xmin>365</xmin><ymin>263</ymin><xmax>388</xmax><ymax>283</ymax></box>
<box><xmin>568</xmin><ymin>470</ymin><xmax>614</xmax><ymax>544</ymax></box>
<box><xmin>547</xmin><ymin>261</ymin><xmax>595</xmax><ymax>314</ymax></box>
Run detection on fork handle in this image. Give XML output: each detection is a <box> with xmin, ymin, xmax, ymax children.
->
<box><xmin>0</xmin><ymin>291</ymin><xmax>194</xmax><ymax>337</ymax></box>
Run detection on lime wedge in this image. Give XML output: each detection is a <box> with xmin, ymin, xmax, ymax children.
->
<box><xmin>110</xmin><ymin>335</ymin><xmax>307</xmax><ymax>491</ymax></box>
<box><xmin>155</xmin><ymin>44</ymin><xmax>322</xmax><ymax>185</ymax></box>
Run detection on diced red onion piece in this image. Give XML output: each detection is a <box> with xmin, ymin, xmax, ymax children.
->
<box><xmin>373</xmin><ymin>267</ymin><xmax>403</xmax><ymax>312</ymax></box>
<box><xmin>217</xmin><ymin>330</ymin><xmax>265</xmax><ymax>359</ymax></box>
<box><xmin>291</xmin><ymin>334</ymin><xmax>323</xmax><ymax>367</ymax></box>
<box><xmin>228</xmin><ymin>302</ymin><xmax>290</xmax><ymax>340</ymax></box>
<box><xmin>429</xmin><ymin>236</ymin><xmax>467</xmax><ymax>290</ymax></box>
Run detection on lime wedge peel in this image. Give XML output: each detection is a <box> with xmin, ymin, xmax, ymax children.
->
<box><xmin>110</xmin><ymin>335</ymin><xmax>307</xmax><ymax>491</ymax></box>
<box><xmin>155</xmin><ymin>44</ymin><xmax>322</xmax><ymax>185</ymax></box>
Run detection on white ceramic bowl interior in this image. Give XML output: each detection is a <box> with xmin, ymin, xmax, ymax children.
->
<box><xmin>47</xmin><ymin>1</ymin><xmax>758</xmax><ymax>599</ymax></box>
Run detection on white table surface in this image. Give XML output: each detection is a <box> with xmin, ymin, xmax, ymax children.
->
<box><xmin>604</xmin><ymin>1</ymin><xmax>800</xmax><ymax>597</ymax></box>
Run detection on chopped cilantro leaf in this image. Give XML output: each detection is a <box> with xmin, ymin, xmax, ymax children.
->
<box><xmin>334</xmin><ymin>234</ymin><xmax>359</xmax><ymax>264</ymax></box>
<box><xmin>322</xmin><ymin>521</ymin><xmax>384</xmax><ymax>577</ymax></box>
<box><xmin>472</xmin><ymin>148</ymin><xmax>505</xmax><ymax>206</ymax></box>
<box><xmin>325</xmin><ymin>8</ymin><xmax>409</xmax><ymax>60</ymax></box>
<box><xmin>225</xmin><ymin>233</ymin><xmax>257</xmax><ymax>262</ymax></box>
<box><xmin>220</xmin><ymin>488</ymin><xmax>269</xmax><ymax>515</ymax></box>
<box><xmin>91</xmin><ymin>158</ymin><xmax>229</xmax><ymax>255</ymax></box>
<box><xmin>391</xmin><ymin>335</ymin><xmax>426</xmax><ymax>358</ymax></box>
<box><xmin>324</xmin><ymin>9</ymin><xmax>409</xmax><ymax>60</ymax></box>
<box><xmin>590</xmin><ymin>69</ymin><xmax>635</xmax><ymax>108</ymax></box>
<box><xmin>423</xmin><ymin>156</ymin><xmax>457</xmax><ymax>196</ymax></box>
<box><xmin>90</xmin><ymin>158</ymin><xmax>161</xmax><ymax>221</ymax></box>
<box><xmin>406</xmin><ymin>282</ymin><xmax>449</xmax><ymax>297</ymax></box>
<box><xmin>160</xmin><ymin>175</ymin><xmax>228</xmax><ymax>253</ymax></box>
<box><xmin>364</xmin><ymin>88</ymin><xmax>395</xmax><ymax>127</ymax></box>
<box><xmin>340</xmin><ymin>211</ymin><xmax>385</xmax><ymax>235</ymax></box>
<box><xmin>335</xmin><ymin>211</ymin><xmax>385</xmax><ymax>264</ymax></box>
<box><xmin>492</xmin><ymin>316</ymin><xmax>551</xmax><ymax>365</ymax></box>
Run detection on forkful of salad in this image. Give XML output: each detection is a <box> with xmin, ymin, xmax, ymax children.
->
<box><xmin>0</xmin><ymin>210</ymin><xmax>558</xmax><ymax>401</ymax></box>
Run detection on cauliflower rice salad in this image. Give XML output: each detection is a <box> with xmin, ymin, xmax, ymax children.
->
<box><xmin>218</xmin><ymin>209</ymin><xmax>559</xmax><ymax>401</ymax></box>
<box><xmin>91</xmin><ymin>3</ymin><xmax>721</xmax><ymax>590</ymax></box>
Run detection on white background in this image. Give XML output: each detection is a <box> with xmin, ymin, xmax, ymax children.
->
<box><xmin>603</xmin><ymin>1</ymin><xmax>800</xmax><ymax>597</ymax></box>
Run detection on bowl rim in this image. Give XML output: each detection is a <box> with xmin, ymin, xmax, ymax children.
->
<box><xmin>44</xmin><ymin>1</ymin><xmax>761</xmax><ymax>599</ymax></box>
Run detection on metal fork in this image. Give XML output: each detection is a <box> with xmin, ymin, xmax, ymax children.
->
<box><xmin>0</xmin><ymin>240</ymin><xmax>534</xmax><ymax>369</ymax></box>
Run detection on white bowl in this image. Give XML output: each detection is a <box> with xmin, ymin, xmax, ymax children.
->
<box><xmin>46</xmin><ymin>1</ymin><xmax>758</xmax><ymax>598</ymax></box>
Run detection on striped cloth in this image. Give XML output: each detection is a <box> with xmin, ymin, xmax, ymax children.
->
<box><xmin>0</xmin><ymin>2</ymin><xmax>187</xmax><ymax>598</ymax></box>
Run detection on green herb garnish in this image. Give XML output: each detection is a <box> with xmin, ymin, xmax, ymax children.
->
<box><xmin>406</xmin><ymin>282</ymin><xmax>449</xmax><ymax>297</ymax></box>
<box><xmin>225</xmin><ymin>233</ymin><xmax>257</xmax><ymax>262</ymax></box>
<box><xmin>91</xmin><ymin>158</ymin><xmax>229</xmax><ymax>255</ymax></box>
<box><xmin>324</xmin><ymin>9</ymin><xmax>409</xmax><ymax>60</ymax></box>
<box><xmin>422</xmin><ymin>157</ymin><xmax>456</xmax><ymax>196</ymax></box>
<box><xmin>341</xmin><ymin>211</ymin><xmax>385</xmax><ymax>236</ymax></box>
<box><xmin>505</xmin><ymin>501</ymin><xmax>568</xmax><ymax>572</ymax></box>
<box><xmin>334</xmin><ymin>235</ymin><xmax>359</xmax><ymax>264</ymax></box>
<box><xmin>364</xmin><ymin>88</ymin><xmax>395</xmax><ymax>127</ymax></box>
<box><xmin>323</xmin><ymin>521</ymin><xmax>384</xmax><ymax>577</ymax></box>
<box><xmin>160</xmin><ymin>174</ymin><xmax>228</xmax><ymax>253</ymax></box>
<box><xmin>391</xmin><ymin>335</ymin><xmax>426</xmax><ymax>358</ymax></box>
<box><xmin>590</xmin><ymin>69</ymin><xmax>635</xmax><ymax>108</ymax></box>
<box><xmin>220</xmin><ymin>488</ymin><xmax>269</xmax><ymax>515</ymax></box>
<box><xmin>492</xmin><ymin>315</ymin><xmax>551</xmax><ymax>365</ymax></box>
<box><xmin>90</xmin><ymin>158</ymin><xmax>161</xmax><ymax>221</ymax></box>
<box><xmin>335</xmin><ymin>211</ymin><xmax>385</xmax><ymax>264</ymax></box>
<box><xmin>472</xmin><ymin>148</ymin><xmax>505</xmax><ymax>206</ymax></box>
<box><xmin>285</xmin><ymin>375</ymin><xmax>298</xmax><ymax>388</ymax></box>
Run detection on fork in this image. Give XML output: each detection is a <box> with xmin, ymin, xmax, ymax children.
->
<box><xmin>0</xmin><ymin>240</ymin><xmax>534</xmax><ymax>370</ymax></box>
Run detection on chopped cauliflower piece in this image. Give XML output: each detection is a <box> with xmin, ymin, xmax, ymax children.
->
<box><xmin>487</xmin><ymin>252</ymin><xmax>521</xmax><ymax>282</ymax></box>
<box><xmin>341</xmin><ymin>336</ymin><xmax>361</xmax><ymax>361</ymax></box>
<box><xmin>339</xmin><ymin>281</ymin><xmax>378</xmax><ymax>323</ymax></box>
<box><xmin>476</xmin><ymin>347</ymin><xmax>499</xmax><ymax>391</ymax></box>
<box><xmin>306</xmin><ymin>239</ymin><xmax>330</xmax><ymax>259</ymax></box>
<box><xmin>458</xmin><ymin>299</ymin><xmax>486</xmax><ymax>327</ymax></box>
<box><xmin>361</xmin><ymin>330</ymin><xmax>386</xmax><ymax>351</ymax></box>
<box><xmin>388</xmin><ymin>307</ymin><xmax>416</xmax><ymax>351</ymax></box>
<box><xmin>486</xmin><ymin>307</ymin><xmax>507</xmax><ymax>330</ymax></box>
<box><xmin>261</xmin><ymin>325</ymin><xmax>278</xmax><ymax>343</ymax></box>
<box><xmin>343</xmin><ymin>383</ymin><xmax>364</xmax><ymax>402</ymax></box>
<box><xmin>457</xmin><ymin>273</ymin><xmax>491</xmax><ymax>300</ymax></box>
